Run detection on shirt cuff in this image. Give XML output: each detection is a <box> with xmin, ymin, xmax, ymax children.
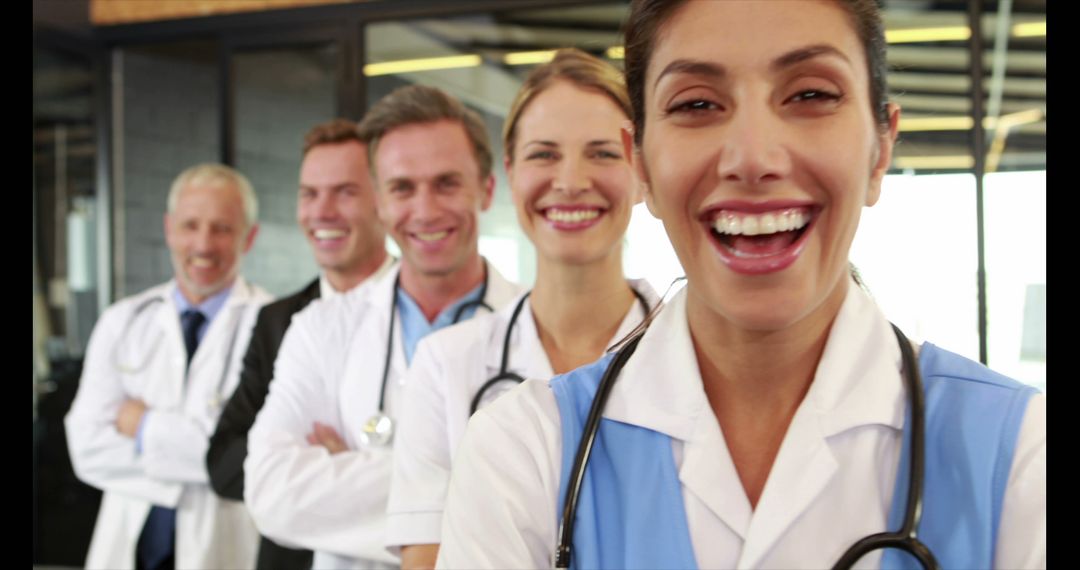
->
<box><xmin>385</xmin><ymin>510</ymin><xmax>444</xmax><ymax>550</ymax></box>
<box><xmin>135</xmin><ymin>411</ymin><xmax>151</xmax><ymax>455</ymax></box>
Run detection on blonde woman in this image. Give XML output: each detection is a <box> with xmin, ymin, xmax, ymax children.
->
<box><xmin>385</xmin><ymin>48</ymin><xmax>659</xmax><ymax>569</ymax></box>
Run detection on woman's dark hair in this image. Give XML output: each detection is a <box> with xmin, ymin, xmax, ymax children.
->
<box><xmin>622</xmin><ymin>0</ymin><xmax>890</xmax><ymax>146</ymax></box>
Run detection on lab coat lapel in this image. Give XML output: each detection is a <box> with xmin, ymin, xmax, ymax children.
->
<box><xmin>737</xmin><ymin>407</ymin><xmax>838</xmax><ymax>568</ymax></box>
<box><xmin>186</xmin><ymin>277</ymin><xmax>252</xmax><ymax>414</ymax></box>
<box><xmin>340</xmin><ymin>266</ymin><xmax>405</xmax><ymax>444</ymax></box>
<box><xmin>479</xmin><ymin>259</ymin><xmax>523</xmax><ymax>312</ymax></box>
<box><xmin>605</xmin><ymin>290</ymin><xmax>757</xmax><ymax>539</ymax></box>
<box><xmin>737</xmin><ymin>283</ymin><xmax>903</xmax><ymax>568</ymax></box>
<box><xmin>602</xmin><ymin>289</ymin><xmax>699</xmax><ymax>441</ymax></box>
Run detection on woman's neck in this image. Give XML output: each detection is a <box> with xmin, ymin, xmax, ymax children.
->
<box><xmin>530</xmin><ymin>253</ymin><xmax>635</xmax><ymax>374</ymax></box>
<box><xmin>686</xmin><ymin>277</ymin><xmax>849</xmax><ymax>508</ymax></box>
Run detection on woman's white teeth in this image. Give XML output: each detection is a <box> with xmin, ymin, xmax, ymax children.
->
<box><xmin>314</xmin><ymin>229</ymin><xmax>346</xmax><ymax>240</ymax></box>
<box><xmin>712</xmin><ymin>209</ymin><xmax>810</xmax><ymax>236</ymax></box>
<box><xmin>417</xmin><ymin>230</ymin><xmax>449</xmax><ymax>241</ymax></box>
<box><xmin>546</xmin><ymin>209</ymin><xmax>600</xmax><ymax>223</ymax></box>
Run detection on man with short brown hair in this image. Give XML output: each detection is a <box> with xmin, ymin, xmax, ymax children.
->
<box><xmin>207</xmin><ymin>118</ymin><xmax>392</xmax><ymax>569</ymax></box>
<box><xmin>245</xmin><ymin>85</ymin><xmax>521</xmax><ymax>569</ymax></box>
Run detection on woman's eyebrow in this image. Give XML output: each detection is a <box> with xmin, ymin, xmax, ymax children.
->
<box><xmin>654</xmin><ymin>59</ymin><xmax>726</xmax><ymax>89</ymax></box>
<box><xmin>653</xmin><ymin>44</ymin><xmax>851</xmax><ymax>90</ymax></box>
<box><xmin>771</xmin><ymin>44</ymin><xmax>851</xmax><ymax>72</ymax></box>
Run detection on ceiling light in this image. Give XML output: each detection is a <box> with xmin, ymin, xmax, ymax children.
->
<box><xmin>886</xmin><ymin>26</ymin><xmax>971</xmax><ymax>44</ymax></box>
<box><xmin>504</xmin><ymin>50</ymin><xmax>557</xmax><ymax>66</ymax></box>
<box><xmin>893</xmin><ymin>155</ymin><xmax>974</xmax><ymax>170</ymax></box>
<box><xmin>1012</xmin><ymin>22</ymin><xmax>1046</xmax><ymax>37</ymax></box>
<box><xmin>899</xmin><ymin>109</ymin><xmax>1043</xmax><ymax>132</ymax></box>
<box><xmin>363</xmin><ymin>55</ymin><xmax>482</xmax><ymax>77</ymax></box>
<box><xmin>900</xmin><ymin>116</ymin><xmax>974</xmax><ymax>132</ymax></box>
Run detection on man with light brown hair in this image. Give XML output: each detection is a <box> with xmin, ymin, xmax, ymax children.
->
<box><xmin>207</xmin><ymin>118</ymin><xmax>391</xmax><ymax>570</ymax></box>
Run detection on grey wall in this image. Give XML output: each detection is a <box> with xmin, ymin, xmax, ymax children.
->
<box><xmin>119</xmin><ymin>43</ymin><xmax>220</xmax><ymax>296</ymax></box>
<box><xmin>234</xmin><ymin>46</ymin><xmax>337</xmax><ymax>297</ymax></box>
<box><xmin>118</xmin><ymin>43</ymin><xmax>336</xmax><ymax>299</ymax></box>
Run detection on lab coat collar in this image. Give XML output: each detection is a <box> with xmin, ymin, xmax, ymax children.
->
<box><xmin>601</xmin><ymin>278</ymin><xmax>905</xmax><ymax>441</ymax></box>
<box><xmin>359</xmin><ymin>258</ymin><xmax>516</xmax><ymax>323</ymax></box>
<box><xmin>360</xmin><ymin>258</ymin><xmax>521</xmax><ymax>380</ymax></box>
<box><xmin>482</xmin><ymin>292</ymin><xmax>553</xmax><ymax>380</ymax></box>
<box><xmin>164</xmin><ymin>275</ymin><xmax>259</xmax><ymax>309</ymax></box>
<box><xmin>479</xmin><ymin>259</ymin><xmax>522</xmax><ymax>312</ymax></box>
<box><xmin>807</xmin><ymin>281</ymin><xmax>907</xmax><ymax>435</ymax></box>
<box><xmin>601</xmin><ymin>287</ymin><xmax>704</xmax><ymax>441</ymax></box>
<box><xmin>484</xmin><ymin>279</ymin><xmax>660</xmax><ymax>376</ymax></box>
<box><xmin>319</xmin><ymin>255</ymin><xmax>397</xmax><ymax>301</ymax></box>
<box><xmin>155</xmin><ymin>276</ymin><xmax>258</xmax><ymax>338</ymax></box>
<box><xmin>600</xmin><ymin>280</ymin><xmax>905</xmax><ymax>555</ymax></box>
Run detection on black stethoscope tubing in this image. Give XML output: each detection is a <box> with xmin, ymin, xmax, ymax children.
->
<box><xmin>469</xmin><ymin>287</ymin><xmax>653</xmax><ymax>416</ymax></box>
<box><xmin>555</xmin><ymin>322</ymin><xmax>940</xmax><ymax>570</ymax></box>
<box><xmin>112</xmin><ymin>286</ymin><xmax>248</xmax><ymax>411</ymax></box>
<box><xmin>377</xmin><ymin>264</ymin><xmax>493</xmax><ymax>415</ymax></box>
<box><xmin>111</xmin><ymin>296</ymin><xmax>166</xmax><ymax>374</ymax></box>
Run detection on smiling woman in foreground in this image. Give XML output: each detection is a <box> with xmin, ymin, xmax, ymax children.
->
<box><xmin>435</xmin><ymin>1</ymin><xmax>1045</xmax><ymax>568</ymax></box>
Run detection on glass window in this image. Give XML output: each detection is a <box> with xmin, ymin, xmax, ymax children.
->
<box><xmin>851</xmin><ymin>2</ymin><xmax>982</xmax><ymax>360</ymax></box>
<box><xmin>851</xmin><ymin>174</ymin><xmax>980</xmax><ymax>360</ymax></box>
<box><xmin>981</xmin><ymin>0</ymin><xmax>1046</xmax><ymax>390</ymax></box>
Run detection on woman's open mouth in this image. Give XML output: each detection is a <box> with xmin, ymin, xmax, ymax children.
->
<box><xmin>706</xmin><ymin>206</ymin><xmax>817</xmax><ymax>275</ymax></box>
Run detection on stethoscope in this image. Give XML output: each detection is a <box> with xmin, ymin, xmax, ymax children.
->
<box><xmin>468</xmin><ymin>287</ymin><xmax>653</xmax><ymax>416</ymax></box>
<box><xmin>359</xmin><ymin>265</ymin><xmax>494</xmax><ymax>447</ymax></box>
<box><xmin>555</xmin><ymin>322</ymin><xmax>940</xmax><ymax>570</ymax></box>
<box><xmin>110</xmin><ymin>287</ymin><xmax>249</xmax><ymax>414</ymax></box>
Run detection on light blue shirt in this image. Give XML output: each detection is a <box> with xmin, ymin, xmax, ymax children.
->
<box><xmin>136</xmin><ymin>284</ymin><xmax>234</xmax><ymax>453</ymax></box>
<box><xmin>396</xmin><ymin>282</ymin><xmax>485</xmax><ymax>364</ymax></box>
<box><xmin>171</xmin><ymin>283</ymin><xmax>233</xmax><ymax>343</ymax></box>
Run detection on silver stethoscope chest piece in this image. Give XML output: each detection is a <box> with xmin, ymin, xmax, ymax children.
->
<box><xmin>360</xmin><ymin>413</ymin><xmax>394</xmax><ymax>446</ymax></box>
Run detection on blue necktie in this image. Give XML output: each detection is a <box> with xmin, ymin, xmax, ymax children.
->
<box><xmin>135</xmin><ymin>309</ymin><xmax>204</xmax><ymax>570</ymax></box>
<box><xmin>180</xmin><ymin>309</ymin><xmax>205</xmax><ymax>366</ymax></box>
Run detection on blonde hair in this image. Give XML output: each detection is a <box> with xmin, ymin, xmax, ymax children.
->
<box><xmin>502</xmin><ymin>48</ymin><xmax>631</xmax><ymax>163</ymax></box>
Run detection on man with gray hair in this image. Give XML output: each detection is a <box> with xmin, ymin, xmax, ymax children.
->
<box><xmin>66</xmin><ymin>163</ymin><xmax>273</xmax><ymax>570</ymax></box>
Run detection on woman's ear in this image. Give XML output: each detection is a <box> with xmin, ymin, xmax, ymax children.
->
<box><xmin>867</xmin><ymin>102</ymin><xmax>901</xmax><ymax>207</ymax></box>
<box><xmin>622</xmin><ymin>122</ymin><xmax>660</xmax><ymax>219</ymax></box>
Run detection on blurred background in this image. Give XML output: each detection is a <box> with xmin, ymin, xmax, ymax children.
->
<box><xmin>33</xmin><ymin>0</ymin><xmax>1045</xmax><ymax>566</ymax></box>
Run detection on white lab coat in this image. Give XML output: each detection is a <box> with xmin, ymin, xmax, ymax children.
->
<box><xmin>437</xmin><ymin>282</ymin><xmax>1046</xmax><ymax>569</ymax></box>
<box><xmin>65</xmin><ymin>277</ymin><xmax>272</xmax><ymax>570</ymax></box>
<box><xmin>385</xmin><ymin>279</ymin><xmax>658</xmax><ymax>550</ymax></box>
<box><xmin>245</xmin><ymin>261</ymin><xmax>521</xmax><ymax>570</ymax></box>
